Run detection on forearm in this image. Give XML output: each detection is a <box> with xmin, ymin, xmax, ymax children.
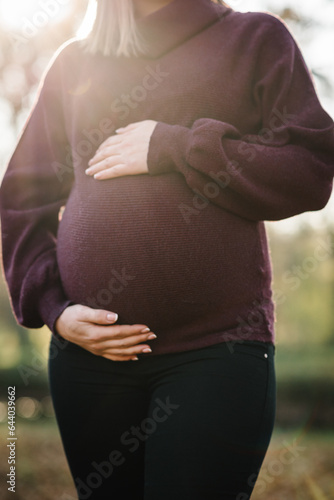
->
<box><xmin>147</xmin><ymin>116</ymin><xmax>334</xmax><ymax>221</ymax></box>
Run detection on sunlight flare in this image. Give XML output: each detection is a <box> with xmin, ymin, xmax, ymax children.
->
<box><xmin>0</xmin><ymin>0</ymin><xmax>70</xmax><ymax>30</ymax></box>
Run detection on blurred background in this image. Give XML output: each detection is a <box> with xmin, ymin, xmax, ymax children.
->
<box><xmin>0</xmin><ymin>0</ymin><xmax>333</xmax><ymax>499</ymax></box>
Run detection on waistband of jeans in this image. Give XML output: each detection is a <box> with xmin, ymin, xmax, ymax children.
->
<box><xmin>236</xmin><ymin>340</ymin><xmax>275</xmax><ymax>353</ymax></box>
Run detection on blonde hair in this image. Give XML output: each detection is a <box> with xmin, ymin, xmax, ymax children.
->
<box><xmin>81</xmin><ymin>0</ymin><xmax>228</xmax><ymax>58</ymax></box>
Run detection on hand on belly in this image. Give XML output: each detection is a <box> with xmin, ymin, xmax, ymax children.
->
<box><xmin>85</xmin><ymin>120</ymin><xmax>158</xmax><ymax>180</ymax></box>
<box><xmin>55</xmin><ymin>304</ymin><xmax>157</xmax><ymax>361</ymax></box>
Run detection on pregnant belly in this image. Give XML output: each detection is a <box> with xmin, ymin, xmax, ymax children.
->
<box><xmin>57</xmin><ymin>173</ymin><xmax>264</xmax><ymax>333</ymax></box>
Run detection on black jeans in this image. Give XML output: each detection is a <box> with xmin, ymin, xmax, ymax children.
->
<box><xmin>48</xmin><ymin>337</ymin><xmax>276</xmax><ymax>500</ymax></box>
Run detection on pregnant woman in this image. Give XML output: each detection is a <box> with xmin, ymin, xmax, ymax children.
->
<box><xmin>1</xmin><ymin>0</ymin><xmax>333</xmax><ymax>498</ymax></box>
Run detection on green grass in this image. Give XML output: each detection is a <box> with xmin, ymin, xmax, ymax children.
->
<box><xmin>1</xmin><ymin>420</ymin><xmax>334</xmax><ymax>499</ymax></box>
<box><xmin>0</xmin><ymin>420</ymin><xmax>75</xmax><ymax>500</ymax></box>
<box><xmin>253</xmin><ymin>428</ymin><xmax>334</xmax><ymax>500</ymax></box>
<box><xmin>275</xmin><ymin>345</ymin><xmax>334</xmax><ymax>383</ymax></box>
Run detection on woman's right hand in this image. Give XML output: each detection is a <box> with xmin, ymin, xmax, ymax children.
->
<box><xmin>54</xmin><ymin>304</ymin><xmax>156</xmax><ymax>361</ymax></box>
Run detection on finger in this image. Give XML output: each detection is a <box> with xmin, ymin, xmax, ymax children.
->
<box><xmin>96</xmin><ymin>134</ymin><xmax>123</xmax><ymax>152</ymax></box>
<box><xmin>86</xmin><ymin>323</ymin><xmax>154</xmax><ymax>342</ymax></box>
<box><xmin>86</xmin><ymin>157</ymin><xmax>123</xmax><ymax>176</ymax></box>
<box><xmin>81</xmin><ymin>346</ymin><xmax>138</xmax><ymax>362</ymax></box>
<box><xmin>88</xmin><ymin>342</ymin><xmax>152</xmax><ymax>358</ymax></box>
<box><xmin>88</xmin><ymin>146</ymin><xmax>122</xmax><ymax>167</ymax></box>
<box><xmin>93</xmin><ymin>164</ymin><xmax>136</xmax><ymax>180</ymax></box>
<box><xmin>92</xmin><ymin>343</ymin><xmax>154</xmax><ymax>359</ymax></box>
<box><xmin>103</xmin><ymin>344</ymin><xmax>153</xmax><ymax>356</ymax></box>
<box><xmin>102</xmin><ymin>354</ymin><xmax>139</xmax><ymax>362</ymax></box>
<box><xmin>77</xmin><ymin>307</ymin><xmax>120</xmax><ymax>325</ymax></box>
<box><xmin>116</xmin><ymin>122</ymin><xmax>141</xmax><ymax>134</ymax></box>
<box><xmin>87</xmin><ymin>338</ymin><xmax>154</xmax><ymax>359</ymax></box>
<box><xmin>78</xmin><ymin>307</ymin><xmax>149</xmax><ymax>332</ymax></box>
<box><xmin>91</xmin><ymin>331</ymin><xmax>157</xmax><ymax>350</ymax></box>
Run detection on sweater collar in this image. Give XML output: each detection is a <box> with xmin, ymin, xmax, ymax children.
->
<box><xmin>136</xmin><ymin>0</ymin><xmax>231</xmax><ymax>59</ymax></box>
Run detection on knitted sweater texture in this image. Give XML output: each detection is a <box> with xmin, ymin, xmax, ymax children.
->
<box><xmin>1</xmin><ymin>0</ymin><xmax>334</xmax><ymax>354</ymax></box>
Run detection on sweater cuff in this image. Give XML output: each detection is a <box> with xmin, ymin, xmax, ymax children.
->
<box><xmin>147</xmin><ymin>122</ymin><xmax>191</xmax><ymax>175</ymax></box>
<box><xmin>38</xmin><ymin>286</ymin><xmax>73</xmax><ymax>337</ymax></box>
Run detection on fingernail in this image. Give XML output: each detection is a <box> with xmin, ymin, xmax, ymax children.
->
<box><xmin>142</xmin><ymin>347</ymin><xmax>152</xmax><ymax>353</ymax></box>
<box><xmin>147</xmin><ymin>333</ymin><xmax>157</xmax><ymax>340</ymax></box>
<box><xmin>115</xmin><ymin>128</ymin><xmax>124</xmax><ymax>133</ymax></box>
<box><xmin>85</xmin><ymin>168</ymin><xmax>91</xmax><ymax>174</ymax></box>
<box><xmin>94</xmin><ymin>173</ymin><xmax>102</xmax><ymax>179</ymax></box>
<box><xmin>131</xmin><ymin>357</ymin><xmax>139</xmax><ymax>361</ymax></box>
<box><xmin>107</xmin><ymin>313</ymin><xmax>118</xmax><ymax>322</ymax></box>
<box><xmin>141</xmin><ymin>327</ymin><xmax>150</xmax><ymax>333</ymax></box>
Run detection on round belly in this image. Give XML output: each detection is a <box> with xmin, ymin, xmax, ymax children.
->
<box><xmin>57</xmin><ymin>173</ymin><xmax>263</xmax><ymax>332</ymax></box>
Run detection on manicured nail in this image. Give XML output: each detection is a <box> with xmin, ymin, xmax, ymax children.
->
<box><xmin>141</xmin><ymin>327</ymin><xmax>150</xmax><ymax>333</ymax></box>
<box><xmin>142</xmin><ymin>347</ymin><xmax>152</xmax><ymax>353</ymax></box>
<box><xmin>147</xmin><ymin>333</ymin><xmax>157</xmax><ymax>340</ymax></box>
<box><xmin>107</xmin><ymin>313</ymin><xmax>118</xmax><ymax>322</ymax></box>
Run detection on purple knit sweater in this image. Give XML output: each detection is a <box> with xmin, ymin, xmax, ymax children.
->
<box><xmin>1</xmin><ymin>0</ymin><xmax>334</xmax><ymax>355</ymax></box>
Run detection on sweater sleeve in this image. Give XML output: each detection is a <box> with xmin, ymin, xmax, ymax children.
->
<box><xmin>0</xmin><ymin>48</ymin><xmax>74</xmax><ymax>333</ymax></box>
<box><xmin>147</xmin><ymin>16</ymin><xmax>334</xmax><ymax>221</ymax></box>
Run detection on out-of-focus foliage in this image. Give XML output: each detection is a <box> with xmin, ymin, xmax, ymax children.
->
<box><xmin>0</xmin><ymin>0</ymin><xmax>87</xmax><ymax>121</ymax></box>
<box><xmin>0</xmin><ymin>0</ymin><xmax>89</xmax><ymax>167</ymax></box>
<box><xmin>269</xmin><ymin>225</ymin><xmax>334</xmax><ymax>346</ymax></box>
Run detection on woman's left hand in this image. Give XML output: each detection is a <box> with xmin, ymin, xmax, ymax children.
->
<box><xmin>85</xmin><ymin>120</ymin><xmax>158</xmax><ymax>180</ymax></box>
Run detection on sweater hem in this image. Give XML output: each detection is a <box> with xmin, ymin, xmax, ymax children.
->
<box><xmin>142</xmin><ymin>327</ymin><xmax>275</xmax><ymax>357</ymax></box>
